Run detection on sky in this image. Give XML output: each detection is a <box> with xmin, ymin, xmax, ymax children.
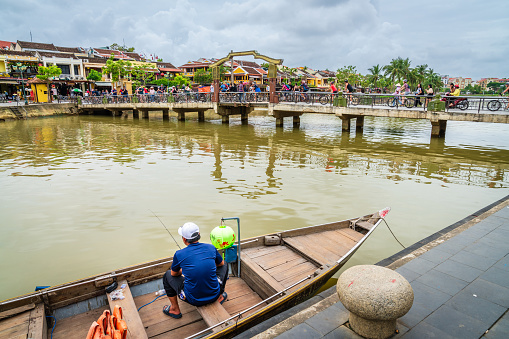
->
<box><xmin>1</xmin><ymin>0</ymin><xmax>508</xmax><ymax>79</ymax></box>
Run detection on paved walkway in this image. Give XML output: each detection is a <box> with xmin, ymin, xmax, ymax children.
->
<box><xmin>240</xmin><ymin>196</ymin><xmax>509</xmax><ymax>338</ymax></box>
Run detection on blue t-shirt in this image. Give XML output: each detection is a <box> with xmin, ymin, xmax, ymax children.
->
<box><xmin>171</xmin><ymin>242</ymin><xmax>223</xmax><ymax>306</ymax></box>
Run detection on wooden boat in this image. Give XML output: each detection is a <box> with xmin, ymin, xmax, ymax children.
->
<box><xmin>0</xmin><ymin>208</ymin><xmax>389</xmax><ymax>339</ymax></box>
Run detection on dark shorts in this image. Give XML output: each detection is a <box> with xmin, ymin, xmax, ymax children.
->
<box><xmin>162</xmin><ymin>264</ymin><xmax>228</xmax><ymax>306</ymax></box>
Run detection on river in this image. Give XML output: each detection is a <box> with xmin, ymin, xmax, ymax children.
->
<box><xmin>0</xmin><ymin>112</ymin><xmax>508</xmax><ymax>301</ymax></box>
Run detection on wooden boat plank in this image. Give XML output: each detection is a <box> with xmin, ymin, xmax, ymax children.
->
<box><xmin>240</xmin><ymin>256</ymin><xmax>285</xmax><ymax>300</ymax></box>
<box><xmin>196</xmin><ymin>300</ymin><xmax>230</xmax><ymax>332</ymax></box>
<box><xmin>28</xmin><ymin>303</ymin><xmax>47</xmax><ymax>339</ymax></box>
<box><xmin>223</xmin><ymin>291</ymin><xmax>265</xmax><ymax>316</ymax></box>
<box><xmin>250</xmin><ymin>248</ymin><xmax>303</xmax><ymax>271</ymax></box>
<box><xmin>269</xmin><ymin>261</ymin><xmax>317</xmax><ymax>283</ymax></box>
<box><xmin>136</xmin><ymin>293</ymin><xmax>197</xmax><ymax>329</ymax></box>
<box><xmin>150</xmin><ymin>319</ymin><xmax>209</xmax><ymax>339</ymax></box>
<box><xmin>0</xmin><ymin>312</ymin><xmax>29</xmax><ymax>333</ymax></box>
<box><xmin>107</xmin><ymin>280</ymin><xmax>148</xmax><ymax>339</ymax></box>
<box><xmin>51</xmin><ymin>307</ymin><xmax>105</xmax><ymax>339</ymax></box>
<box><xmin>283</xmin><ymin>236</ymin><xmax>332</xmax><ymax>266</ymax></box>
<box><xmin>307</xmin><ymin>230</ymin><xmax>356</xmax><ymax>254</ymax></box>
<box><xmin>265</xmin><ymin>257</ymin><xmax>309</xmax><ymax>277</ymax></box>
<box><xmin>0</xmin><ymin>303</ymin><xmax>35</xmax><ymax>320</ymax></box>
<box><xmin>335</xmin><ymin>228</ymin><xmax>364</xmax><ymax>242</ymax></box>
<box><xmin>0</xmin><ymin>323</ymin><xmax>29</xmax><ymax>339</ymax></box>
<box><xmin>145</xmin><ymin>310</ymin><xmax>202</xmax><ymax>338</ymax></box>
<box><xmin>243</xmin><ymin>245</ymin><xmax>287</xmax><ymax>259</ymax></box>
<box><xmin>280</xmin><ymin>268</ymin><xmax>316</xmax><ymax>288</ymax></box>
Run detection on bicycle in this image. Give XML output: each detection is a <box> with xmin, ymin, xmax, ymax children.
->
<box><xmin>319</xmin><ymin>93</ymin><xmax>332</xmax><ymax>105</ymax></box>
<box><xmin>487</xmin><ymin>97</ymin><xmax>508</xmax><ymax>111</ymax></box>
<box><xmin>386</xmin><ymin>95</ymin><xmax>403</xmax><ymax>107</ymax></box>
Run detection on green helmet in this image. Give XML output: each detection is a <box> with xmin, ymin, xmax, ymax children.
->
<box><xmin>210</xmin><ymin>225</ymin><xmax>236</xmax><ymax>250</ymax></box>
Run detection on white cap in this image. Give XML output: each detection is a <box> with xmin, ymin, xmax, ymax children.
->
<box><xmin>178</xmin><ymin>222</ymin><xmax>200</xmax><ymax>240</ymax></box>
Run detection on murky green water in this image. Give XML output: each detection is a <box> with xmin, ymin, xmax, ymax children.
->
<box><xmin>1</xmin><ymin>112</ymin><xmax>508</xmax><ymax>300</ymax></box>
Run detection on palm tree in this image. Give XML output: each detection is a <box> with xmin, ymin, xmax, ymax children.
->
<box><xmin>367</xmin><ymin>64</ymin><xmax>382</xmax><ymax>89</ymax></box>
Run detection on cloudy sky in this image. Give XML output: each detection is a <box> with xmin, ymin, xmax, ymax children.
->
<box><xmin>2</xmin><ymin>0</ymin><xmax>508</xmax><ymax>79</ymax></box>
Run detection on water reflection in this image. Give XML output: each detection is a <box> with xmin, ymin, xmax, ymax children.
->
<box><xmin>0</xmin><ymin>114</ymin><xmax>508</xmax><ymax>300</ymax></box>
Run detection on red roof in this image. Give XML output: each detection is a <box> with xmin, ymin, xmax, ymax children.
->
<box><xmin>0</xmin><ymin>40</ymin><xmax>13</xmax><ymax>49</ymax></box>
<box><xmin>159</xmin><ymin>68</ymin><xmax>181</xmax><ymax>72</ymax></box>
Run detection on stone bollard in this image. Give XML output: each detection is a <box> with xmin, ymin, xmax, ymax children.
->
<box><xmin>337</xmin><ymin>265</ymin><xmax>413</xmax><ymax>339</ymax></box>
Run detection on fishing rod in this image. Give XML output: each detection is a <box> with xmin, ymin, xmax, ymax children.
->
<box><xmin>149</xmin><ymin>209</ymin><xmax>181</xmax><ymax>249</ymax></box>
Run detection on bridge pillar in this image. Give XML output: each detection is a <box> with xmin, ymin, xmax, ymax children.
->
<box><xmin>356</xmin><ymin>116</ymin><xmax>364</xmax><ymax>130</ymax></box>
<box><xmin>142</xmin><ymin>110</ymin><xmax>149</xmax><ymax>119</ymax></box>
<box><xmin>431</xmin><ymin>120</ymin><xmax>447</xmax><ymax>137</ymax></box>
<box><xmin>178</xmin><ymin>112</ymin><xmax>185</xmax><ymax>121</ymax></box>
<box><xmin>276</xmin><ymin>117</ymin><xmax>284</xmax><ymax>127</ymax></box>
<box><xmin>198</xmin><ymin>111</ymin><xmax>205</xmax><ymax>122</ymax></box>
<box><xmin>241</xmin><ymin>113</ymin><xmax>248</xmax><ymax>125</ymax></box>
<box><xmin>341</xmin><ymin>117</ymin><xmax>351</xmax><ymax>132</ymax></box>
<box><xmin>293</xmin><ymin>115</ymin><xmax>300</xmax><ymax>127</ymax></box>
<box><xmin>133</xmin><ymin>109</ymin><xmax>139</xmax><ymax>119</ymax></box>
<box><xmin>162</xmin><ymin>109</ymin><xmax>169</xmax><ymax>120</ymax></box>
<box><xmin>222</xmin><ymin>115</ymin><xmax>229</xmax><ymax>124</ymax></box>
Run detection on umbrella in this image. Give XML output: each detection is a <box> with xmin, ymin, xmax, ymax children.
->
<box><xmin>72</xmin><ymin>88</ymin><xmax>82</xmax><ymax>93</ymax></box>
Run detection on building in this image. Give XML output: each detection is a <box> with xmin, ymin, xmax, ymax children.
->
<box><xmin>0</xmin><ymin>50</ymin><xmax>39</xmax><ymax>97</ymax></box>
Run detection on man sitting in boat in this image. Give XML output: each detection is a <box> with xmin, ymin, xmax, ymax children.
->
<box><xmin>162</xmin><ymin>222</ymin><xmax>228</xmax><ymax>318</ymax></box>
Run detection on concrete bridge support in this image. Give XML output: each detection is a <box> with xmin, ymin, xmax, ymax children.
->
<box><xmin>133</xmin><ymin>109</ymin><xmax>139</xmax><ymax>119</ymax></box>
<box><xmin>241</xmin><ymin>113</ymin><xmax>248</xmax><ymax>125</ymax></box>
<box><xmin>178</xmin><ymin>112</ymin><xmax>186</xmax><ymax>121</ymax></box>
<box><xmin>222</xmin><ymin>115</ymin><xmax>229</xmax><ymax>124</ymax></box>
<box><xmin>198</xmin><ymin>111</ymin><xmax>205</xmax><ymax>122</ymax></box>
<box><xmin>141</xmin><ymin>110</ymin><xmax>149</xmax><ymax>119</ymax></box>
<box><xmin>293</xmin><ymin>115</ymin><xmax>300</xmax><ymax>127</ymax></box>
<box><xmin>356</xmin><ymin>116</ymin><xmax>364</xmax><ymax>130</ymax></box>
<box><xmin>341</xmin><ymin>116</ymin><xmax>351</xmax><ymax>131</ymax></box>
<box><xmin>162</xmin><ymin>109</ymin><xmax>169</xmax><ymax>120</ymax></box>
<box><xmin>276</xmin><ymin>117</ymin><xmax>284</xmax><ymax>127</ymax></box>
<box><xmin>431</xmin><ymin>120</ymin><xmax>447</xmax><ymax>137</ymax></box>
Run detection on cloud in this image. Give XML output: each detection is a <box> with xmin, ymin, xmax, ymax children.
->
<box><xmin>1</xmin><ymin>0</ymin><xmax>507</xmax><ymax>78</ymax></box>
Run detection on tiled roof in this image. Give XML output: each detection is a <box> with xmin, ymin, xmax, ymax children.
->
<box><xmin>55</xmin><ymin>46</ymin><xmax>82</xmax><ymax>53</ymax></box>
<box><xmin>123</xmin><ymin>52</ymin><xmax>143</xmax><ymax>60</ymax></box>
<box><xmin>37</xmin><ymin>51</ymin><xmax>78</xmax><ymax>59</ymax></box>
<box><xmin>242</xmin><ymin>66</ymin><xmax>262</xmax><ymax>76</ymax></box>
<box><xmin>238</xmin><ymin>60</ymin><xmax>260</xmax><ymax>68</ymax></box>
<box><xmin>78</xmin><ymin>56</ymin><xmax>107</xmax><ymax>64</ymax></box>
<box><xmin>157</xmin><ymin>62</ymin><xmax>178</xmax><ymax>69</ymax></box>
<box><xmin>0</xmin><ymin>50</ymin><xmax>37</xmax><ymax>57</ymax></box>
<box><xmin>0</xmin><ymin>40</ymin><xmax>13</xmax><ymax>49</ymax></box>
<box><xmin>17</xmin><ymin>41</ymin><xmax>58</xmax><ymax>51</ymax></box>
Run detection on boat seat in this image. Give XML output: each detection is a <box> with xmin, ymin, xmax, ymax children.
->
<box><xmin>196</xmin><ymin>299</ymin><xmax>230</xmax><ymax>333</ymax></box>
<box><xmin>351</xmin><ymin>220</ymin><xmax>373</xmax><ymax>231</ymax></box>
<box><xmin>107</xmin><ymin>279</ymin><xmax>148</xmax><ymax>339</ymax></box>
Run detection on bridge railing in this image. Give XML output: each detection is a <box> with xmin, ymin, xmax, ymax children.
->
<box><xmin>219</xmin><ymin>92</ymin><xmax>269</xmax><ymax>103</ymax></box>
<box><xmin>275</xmin><ymin>91</ymin><xmax>509</xmax><ymax>113</ymax></box>
<box><xmin>80</xmin><ymin>93</ymin><xmax>213</xmax><ymax>105</ymax></box>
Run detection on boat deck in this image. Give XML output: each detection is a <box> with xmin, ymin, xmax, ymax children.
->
<box><xmin>48</xmin><ymin>277</ymin><xmax>263</xmax><ymax>339</ymax></box>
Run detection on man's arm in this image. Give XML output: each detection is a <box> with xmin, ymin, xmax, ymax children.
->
<box><xmin>171</xmin><ymin>268</ymin><xmax>182</xmax><ymax>276</ymax></box>
<box><xmin>216</xmin><ymin>260</ymin><xmax>224</xmax><ymax>267</ymax></box>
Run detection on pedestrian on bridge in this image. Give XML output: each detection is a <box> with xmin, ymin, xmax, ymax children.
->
<box><xmin>501</xmin><ymin>83</ymin><xmax>509</xmax><ymax>110</ymax></box>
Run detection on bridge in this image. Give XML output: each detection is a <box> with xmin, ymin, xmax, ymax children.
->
<box><xmin>78</xmin><ymin>92</ymin><xmax>509</xmax><ymax>138</ymax></box>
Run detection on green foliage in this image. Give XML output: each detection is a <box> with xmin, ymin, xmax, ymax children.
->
<box><xmin>86</xmin><ymin>69</ymin><xmax>102</xmax><ymax>81</ymax></box>
<box><xmin>194</xmin><ymin>69</ymin><xmax>213</xmax><ymax>84</ymax></box>
<box><xmin>336</xmin><ymin>65</ymin><xmax>363</xmax><ymax>87</ymax></box>
<box><xmin>149</xmin><ymin>75</ymin><xmax>190</xmax><ymax>88</ymax></box>
<box><xmin>487</xmin><ymin>81</ymin><xmax>505</xmax><ymax>93</ymax></box>
<box><xmin>102</xmin><ymin>55</ymin><xmax>132</xmax><ymax>83</ymax></box>
<box><xmin>109</xmin><ymin>43</ymin><xmax>135</xmax><ymax>52</ymax></box>
<box><xmin>157</xmin><ymin>58</ymin><xmax>163</xmax><ymax>62</ymax></box>
<box><xmin>367</xmin><ymin>64</ymin><xmax>382</xmax><ymax>88</ymax></box>
<box><xmin>36</xmin><ymin>64</ymin><xmax>61</xmax><ymax>81</ymax></box>
<box><xmin>219</xmin><ymin>65</ymin><xmax>231</xmax><ymax>81</ymax></box>
<box><xmin>131</xmin><ymin>63</ymin><xmax>155</xmax><ymax>86</ymax></box>
<box><xmin>464</xmin><ymin>84</ymin><xmax>482</xmax><ymax>94</ymax></box>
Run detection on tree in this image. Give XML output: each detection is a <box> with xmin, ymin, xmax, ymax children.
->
<box><xmin>157</xmin><ymin>58</ymin><xmax>163</xmax><ymax>62</ymax></box>
<box><xmin>336</xmin><ymin>65</ymin><xmax>362</xmax><ymax>87</ymax></box>
<box><xmin>131</xmin><ymin>63</ymin><xmax>155</xmax><ymax>86</ymax></box>
<box><xmin>383</xmin><ymin>57</ymin><xmax>411</xmax><ymax>88</ymax></box>
<box><xmin>102</xmin><ymin>55</ymin><xmax>132</xmax><ymax>88</ymax></box>
<box><xmin>487</xmin><ymin>82</ymin><xmax>505</xmax><ymax>94</ymax></box>
<box><xmin>194</xmin><ymin>69</ymin><xmax>213</xmax><ymax>84</ymax></box>
<box><xmin>36</xmin><ymin>64</ymin><xmax>61</xmax><ymax>102</ymax></box>
<box><xmin>367</xmin><ymin>64</ymin><xmax>382</xmax><ymax>89</ymax></box>
<box><xmin>86</xmin><ymin>69</ymin><xmax>102</xmax><ymax>81</ymax></box>
<box><xmin>109</xmin><ymin>43</ymin><xmax>135</xmax><ymax>52</ymax></box>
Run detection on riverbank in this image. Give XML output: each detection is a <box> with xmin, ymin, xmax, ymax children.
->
<box><xmin>240</xmin><ymin>194</ymin><xmax>509</xmax><ymax>338</ymax></box>
<box><xmin>0</xmin><ymin>103</ymin><xmax>78</xmax><ymax>121</ymax></box>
